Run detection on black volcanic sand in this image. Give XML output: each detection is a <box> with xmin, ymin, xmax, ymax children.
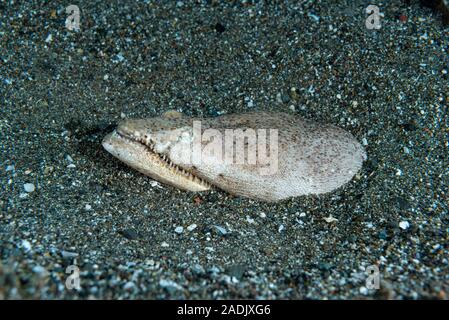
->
<box><xmin>1</xmin><ymin>0</ymin><xmax>448</xmax><ymax>299</ymax></box>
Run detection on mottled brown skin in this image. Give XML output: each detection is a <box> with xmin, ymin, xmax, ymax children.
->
<box><xmin>103</xmin><ymin>112</ymin><xmax>366</xmax><ymax>202</ymax></box>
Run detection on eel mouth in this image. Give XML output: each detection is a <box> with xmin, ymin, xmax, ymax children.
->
<box><xmin>102</xmin><ymin>130</ymin><xmax>211</xmax><ymax>191</ymax></box>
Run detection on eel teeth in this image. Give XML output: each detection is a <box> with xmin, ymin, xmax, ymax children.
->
<box><xmin>124</xmin><ymin>132</ymin><xmax>211</xmax><ymax>188</ymax></box>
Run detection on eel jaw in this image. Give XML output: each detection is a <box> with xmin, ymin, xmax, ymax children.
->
<box><xmin>102</xmin><ymin>130</ymin><xmax>211</xmax><ymax>192</ymax></box>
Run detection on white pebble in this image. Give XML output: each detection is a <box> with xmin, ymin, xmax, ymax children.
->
<box><xmin>259</xmin><ymin>212</ymin><xmax>266</xmax><ymax>218</ymax></box>
<box><xmin>20</xmin><ymin>240</ymin><xmax>32</xmax><ymax>252</ymax></box>
<box><xmin>114</xmin><ymin>54</ymin><xmax>125</xmax><ymax>62</ymax></box>
<box><xmin>161</xmin><ymin>242</ymin><xmax>169</xmax><ymax>248</ymax></box>
<box><xmin>399</xmin><ymin>221</ymin><xmax>410</xmax><ymax>230</ymax></box>
<box><xmin>299</xmin><ymin>212</ymin><xmax>306</xmax><ymax>217</ymax></box>
<box><xmin>213</xmin><ymin>225</ymin><xmax>227</xmax><ymax>235</ymax></box>
<box><xmin>24</xmin><ymin>183</ymin><xmax>35</xmax><ymax>193</ymax></box>
<box><xmin>174</xmin><ymin>226</ymin><xmax>184</xmax><ymax>234</ymax></box>
<box><xmin>276</xmin><ymin>92</ymin><xmax>282</xmax><ymax>103</ymax></box>
<box><xmin>150</xmin><ymin>180</ymin><xmax>162</xmax><ymax>188</ymax></box>
<box><xmin>32</xmin><ymin>265</ymin><xmax>48</xmax><ymax>276</ymax></box>
<box><xmin>246</xmin><ymin>216</ymin><xmax>255</xmax><ymax>224</ymax></box>
<box><xmin>85</xmin><ymin>204</ymin><xmax>92</xmax><ymax>210</ymax></box>
<box><xmin>307</xmin><ymin>12</ymin><xmax>320</xmax><ymax>22</ymax></box>
<box><xmin>5</xmin><ymin>165</ymin><xmax>15</xmax><ymax>172</ymax></box>
<box><xmin>362</xmin><ymin>138</ymin><xmax>368</xmax><ymax>146</ymax></box>
<box><xmin>187</xmin><ymin>224</ymin><xmax>197</xmax><ymax>232</ymax></box>
<box><xmin>159</xmin><ymin>279</ymin><xmax>181</xmax><ymax>290</ymax></box>
<box><xmin>324</xmin><ymin>215</ymin><xmax>338</xmax><ymax>223</ymax></box>
<box><xmin>61</xmin><ymin>250</ymin><xmax>78</xmax><ymax>258</ymax></box>
<box><xmin>45</xmin><ymin>33</ymin><xmax>53</xmax><ymax>43</ymax></box>
<box><xmin>123</xmin><ymin>282</ymin><xmax>136</xmax><ymax>290</ymax></box>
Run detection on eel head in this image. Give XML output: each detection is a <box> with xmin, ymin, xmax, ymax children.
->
<box><xmin>102</xmin><ymin>116</ymin><xmax>211</xmax><ymax>192</ymax></box>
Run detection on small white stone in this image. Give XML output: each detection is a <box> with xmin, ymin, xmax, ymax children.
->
<box><xmin>145</xmin><ymin>259</ymin><xmax>155</xmax><ymax>266</ymax></box>
<box><xmin>45</xmin><ymin>33</ymin><xmax>53</xmax><ymax>43</ymax></box>
<box><xmin>159</xmin><ymin>279</ymin><xmax>181</xmax><ymax>290</ymax></box>
<box><xmin>278</xmin><ymin>224</ymin><xmax>285</xmax><ymax>232</ymax></box>
<box><xmin>174</xmin><ymin>226</ymin><xmax>184</xmax><ymax>234</ymax></box>
<box><xmin>123</xmin><ymin>282</ymin><xmax>136</xmax><ymax>290</ymax></box>
<box><xmin>32</xmin><ymin>265</ymin><xmax>48</xmax><ymax>276</ymax></box>
<box><xmin>359</xmin><ymin>286</ymin><xmax>368</xmax><ymax>295</ymax></box>
<box><xmin>20</xmin><ymin>240</ymin><xmax>32</xmax><ymax>252</ymax></box>
<box><xmin>276</xmin><ymin>92</ymin><xmax>283</xmax><ymax>103</ymax></box>
<box><xmin>5</xmin><ymin>165</ymin><xmax>15</xmax><ymax>172</ymax></box>
<box><xmin>187</xmin><ymin>224</ymin><xmax>197</xmax><ymax>232</ymax></box>
<box><xmin>150</xmin><ymin>180</ymin><xmax>162</xmax><ymax>188</ymax></box>
<box><xmin>213</xmin><ymin>225</ymin><xmax>227</xmax><ymax>235</ymax></box>
<box><xmin>324</xmin><ymin>215</ymin><xmax>338</xmax><ymax>223</ymax></box>
<box><xmin>399</xmin><ymin>221</ymin><xmax>410</xmax><ymax>230</ymax></box>
<box><xmin>336</xmin><ymin>93</ymin><xmax>342</xmax><ymax>99</ymax></box>
<box><xmin>307</xmin><ymin>12</ymin><xmax>320</xmax><ymax>22</ymax></box>
<box><xmin>259</xmin><ymin>212</ymin><xmax>266</xmax><ymax>218</ymax></box>
<box><xmin>246</xmin><ymin>216</ymin><xmax>255</xmax><ymax>224</ymax></box>
<box><xmin>114</xmin><ymin>54</ymin><xmax>125</xmax><ymax>62</ymax></box>
<box><xmin>103</xmin><ymin>74</ymin><xmax>109</xmax><ymax>80</ymax></box>
<box><xmin>85</xmin><ymin>204</ymin><xmax>92</xmax><ymax>210</ymax></box>
<box><xmin>24</xmin><ymin>183</ymin><xmax>35</xmax><ymax>193</ymax></box>
<box><xmin>396</xmin><ymin>169</ymin><xmax>402</xmax><ymax>176</ymax></box>
<box><xmin>299</xmin><ymin>212</ymin><xmax>306</xmax><ymax>217</ymax></box>
<box><xmin>161</xmin><ymin>242</ymin><xmax>169</xmax><ymax>248</ymax></box>
<box><xmin>61</xmin><ymin>250</ymin><xmax>78</xmax><ymax>258</ymax></box>
<box><xmin>362</xmin><ymin>138</ymin><xmax>368</xmax><ymax>146</ymax></box>
<box><xmin>67</xmin><ymin>164</ymin><xmax>76</xmax><ymax>168</ymax></box>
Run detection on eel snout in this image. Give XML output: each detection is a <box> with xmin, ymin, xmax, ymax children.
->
<box><xmin>102</xmin><ymin>129</ymin><xmax>210</xmax><ymax>192</ymax></box>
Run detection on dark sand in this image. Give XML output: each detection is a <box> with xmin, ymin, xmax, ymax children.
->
<box><xmin>1</xmin><ymin>0</ymin><xmax>448</xmax><ymax>299</ymax></box>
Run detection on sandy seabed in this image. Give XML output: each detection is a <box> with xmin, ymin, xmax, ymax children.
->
<box><xmin>0</xmin><ymin>0</ymin><xmax>448</xmax><ymax>299</ymax></box>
